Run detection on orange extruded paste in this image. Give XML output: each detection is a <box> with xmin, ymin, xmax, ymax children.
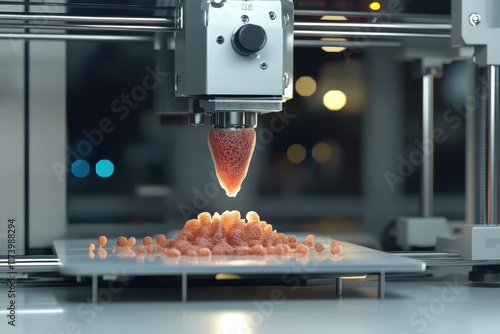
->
<box><xmin>208</xmin><ymin>129</ymin><xmax>256</xmax><ymax>197</ymax></box>
<box><xmin>94</xmin><ymin>211</ymin><xmax>343</xmax><ymax>259</ymax></box>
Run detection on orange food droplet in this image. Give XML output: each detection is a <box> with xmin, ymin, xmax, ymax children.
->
<box><xmin>116</xmin><ymin>236</ymin><xmax>127</xmax><ymax>247</ymax></box>
<box><xmin>301</xmin><ymin>240</ymin><xmax>313</xmax><ymax>247</ymax></box>
<box><xmin>166</xmin><ymin>248</ymin><xmax>181</xmax><ymax>257</ymax></box>
<box><xmin>198</xmin><ymin>247</ymin><xmax>212</xmax><ymax>257</ymax></box>
<box><xmin>136</xmin><ymin>245</ymin><xmax>145</xmax><ymax>254</ymax></box>
<box><xmin>156</xmin><ymin>234</ymin><xmax>166</xmax><ymax>245</ymax></box>
<box><xmin>296</xmin><ymin>244</ymin><xmax>309</xmax><ymax>255</ymax></box>
<box><xmin>88</xmin><ymin>243</ymin><xmax>95</xmax><ymax>252</ymax></box>
<box><xmin>208</xmin><ymin>129</ymin><xmax>256</xmax><ymax>197</ymax></box>
<box><xmin>143</xmin><ymin>236</ymin><xmax>153</xmax><ymax>246</ymax></box>
<box><xmin>111</xmin><ymin>245</ymin><xmax>117</xmax><ymax>253</ymax></box>
<box><xmin>314</xmin><ymin>242</ymin><xmax>325</xmax><ymax>253</ymax></box>
<box><xmin>147</xmin><ymin>245</ymin><xmax>156</xmax><ymax>254</ymax></box>
<box><xmin>126</xmin><ymin>237</ymin><xmax>136</xmax><ymax>249</ymax></box>
<box><xmin>97</xmin><ymin>235</ymin><xmax>107</xmax><ymax>248</ymax></box>
<box><xmin>330</xmin><ymin>241</ymin><xmax>343</xmax><ymax>255</ymax></box>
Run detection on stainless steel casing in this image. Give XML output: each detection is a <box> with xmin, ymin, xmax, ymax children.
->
<box><xmin>175</xmin><ymin>0</ymin><xmax>293</xmax><ymax>102</ymax></box>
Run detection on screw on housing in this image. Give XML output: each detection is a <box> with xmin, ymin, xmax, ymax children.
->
<box><xmin>469</xmin><ymin>13</ymin><xmax>481</xmax><ymax>26</ymax></box>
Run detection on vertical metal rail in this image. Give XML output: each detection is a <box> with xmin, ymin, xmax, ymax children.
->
<box><xmin>420</xmin><ymin>73</ymin><xmax>434</xmax><ymax>217</ymax></box>
<box><xmin>476</xmin><ymin>67</ymin><xmax>488</xmax><ymax>225</ymax></box>
<box><xmin>487</xmin><ymin>65</ymin><xmax>500</xmax><ymax>225</ymax></box>
<box><xmin>23</xmin><ymin>0</ymin><xmax>30</xmax><ymax>254</ymax></box>
<box><xmin>465</xmin><ymin>61</ymin><xmax>476</xmax><ymax>225</ymax></box>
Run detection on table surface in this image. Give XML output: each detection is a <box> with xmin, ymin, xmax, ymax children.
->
<box><xmin>1</xmin><ymin>266</ymin><xmax>499</xmax><ymax>334</ymax></box>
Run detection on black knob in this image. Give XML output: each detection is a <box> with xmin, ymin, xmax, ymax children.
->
<box><xmin>232</xmin><ymin>24</ymin><xmax>267</xmax><ymax>56</ymax></box>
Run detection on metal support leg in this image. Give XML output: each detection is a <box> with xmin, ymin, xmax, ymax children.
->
<box><xmin>336</xmin><ymin>277</ymin><xmax>343</xmax><ymax>298</ymax></box>
<box><xmin>182</xmin><ymin>273</ymin><xmax>187</xmax><ymax>302</ymax></box>
<box><xmin>421</xmin><ymin>73</ymin><xmax>434</xmax><ymax>217</ymax></box>
<box><xmin>92</xmin><ymin>275</ymin><xmax>98</xmax><ymax>303</ymax></box>
<box><xmin>487</xmin><ymin>65</ymin><xmax>500</xmax><ymax>225</ymax></box>
<box><xmin>378</xmin><ymin>272</ymin><xmax>386</xmax><ymax>299</ymax></box>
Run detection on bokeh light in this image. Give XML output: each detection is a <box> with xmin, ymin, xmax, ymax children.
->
<box><xmin>323</xmin><ymin>90</ymin><xmax>347</xmax><ymax>111</ymax></box>
<box><xmin>370</xmin><ymin>2</ymin><xmax>381</xmax><ymax>11</ymax></box>
<box><xmin>320</xmin><ymin>38</ymin><xmax>348</xmax><ymax>53</ymax></box>
<box><xmin>96</xmin><ymin>159</ymin><xmax>114</xmax><ymax>178</ymax></box>
<box><xmin>287</xmin><ymin>144</ymin><xmax>306</xmax><ymax>164</ymax></box>
<box><xmin>312</xmin><ymin>142</ymin><xmax>332</xmax><ymax>163</ymax></box>
<box><xmin>295</xmin><ymin>76</ymin><xmax>317</xmax><ymax>96</ymax></box>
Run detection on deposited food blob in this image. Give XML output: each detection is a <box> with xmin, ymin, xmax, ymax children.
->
<box><xmin>91</xmin><ymin>211</ymin><xmax>344</xmax><ymax>258</ymax></box>
<box><xmin>208</xmin><ymin>128</ymin><xmax>256</xmax><ymax>197</ymax></box>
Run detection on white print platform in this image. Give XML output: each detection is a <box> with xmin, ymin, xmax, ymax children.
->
<box><xmin>53</xmin><ymin>239</ymin><xmax>425</xmax><ymax>302</ymax></box>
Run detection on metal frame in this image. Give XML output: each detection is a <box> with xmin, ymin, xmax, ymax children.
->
<box><xmin>88</xmin><ymin>272</ymin><xmax>386</xmax><ymax>303</ymax></box>
<box><xmin>0</xmin><ymin>6</ymin><xmax>453</xmax><ymax>45</ymax></box>
<box><xmin>0</xmin><ymin>3</ymin><xmax>472</xmax><ymax>253</ymax></box>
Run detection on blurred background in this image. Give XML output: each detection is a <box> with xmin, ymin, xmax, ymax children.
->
<box><xmin>65</xmin><ymin>0</ymin><xmax>465</xmax><ymax>250</ymax></box>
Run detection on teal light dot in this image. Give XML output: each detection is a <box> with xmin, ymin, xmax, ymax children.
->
<box><xmin>96</xmin><ymin>159</ymin><xmax>114</xmax><ymax>178</ymax></box>
<box><xmin>71</xmin><ymin>160</ymin><xmax>90</xmax><ymax>178</ymax></box>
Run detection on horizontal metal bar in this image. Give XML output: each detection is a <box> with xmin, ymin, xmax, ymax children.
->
<box><xmin>0</xmin><ymin>1</ymin><xmax>176</xmax><ymax>11</ymax></box>
<box><xmin>294</xmin><ymin>30</ymin><xmax>450</xmax><ymax>39</ymax></box>
<box><xmin>0</xmin><ymin>13</ymin><xmax>172</xmax><ymax>25</ymax></box>
<box><xmin>294</xmin><ymin>21</ymin><xmax>451</xmax><ymax>31</ymax></box>
<box><xmin>0</xmin><ymin>258</ymin><xmax>60</xmax><ymax>263</ymax></box>
<box><xmin>391</xmin><ymin>252</ymin><xmax>460</xmax><ymax>258</ymax></box>
<box><xmin>0</xmin><ymin>257</ymin><xmax>61</xmax><ymax>273</ymax></box>
<box><xmin>294</xmin><ymin>39</ymin><xmax>402</xmax><ymax>48</ymax></box>
<box><xmin>0</xmin><ymin>21</ymin><xmax>447</xmax><ymax>34</ymax></box>
<box><xmin>0</xmin><ymin>22</ymin><xmax>174</xmax><ymax>32</ymax></box>
<box><xmin>0</xmin><ymin>33</ymin><xmax>154</xmax><ymax>42</ymax></box>
<box><xmin>294</xmin><ymin>9</ymin><xmax>451</xmax><ymax>23</ymax></box>
<box><xmin>390</xmin><ymin>251</ymin><xmax>500</xmax><ymax>267</ymax></box>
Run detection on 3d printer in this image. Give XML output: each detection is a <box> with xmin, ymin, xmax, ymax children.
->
<box><xmin>1</xmin><ymin>0</ymin><xmax>500</xmax><ymax>292</ymax></box>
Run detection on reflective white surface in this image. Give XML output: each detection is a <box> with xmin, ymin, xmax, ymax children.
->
<box><xmin>1</xmin><ymin>267</ymin><xmax>500</xmax><ymax>334</ymax></box>
<box><xmin>53</xmin><ymin>239</ymin><xmax>424</xmax><ymax>276</ymax></box>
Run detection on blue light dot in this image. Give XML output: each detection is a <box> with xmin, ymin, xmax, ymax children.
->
<box><xmin>96</xmin><ymin>159</ymin><xmax>114</xmax><ymax>178</ymax></box>
<box><xmin>71</xmin><ymin>160</ymin><xmax>90</xmax><ymax>178</ymax></box>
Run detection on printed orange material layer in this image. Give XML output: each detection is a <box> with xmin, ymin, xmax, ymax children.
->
<box><xmin>208</xmin><ymin>128</ymin><xmax>256</xmax><ymax>197</ymax></box>
<box><xmin>96</xmin><ymin>211</ymin><xmax>344</xmax><ymax>258</ymax></box>
<box><xmin>165</xmin><ymin>211</ymin><xmax>341</xmax><ymax>256</ymax></box>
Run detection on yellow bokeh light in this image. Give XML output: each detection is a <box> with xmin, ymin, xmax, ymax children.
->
<box><xmin>320</xmin><ymin>38</ymin><xmax>347</xmax><ymax>53</ymax></box>
<box><xmin>323</xmin><ymin>90</ymin><xmax>347</xmax><ymax>111</ymax></box>
<box><xmin>295</xmin><ymin>76</ymin><xmax>317</xmax><ymax>97</ymax></box>
<box><xmin>215</xmin><ymin>273</ymin><xmax>243</xmax><ymax>280</ymax></box>
<box><xmin>287</xmin><ymin>144</ymin><xmax>306</xmax><ymax>164</ymax></box>
<box><xmin>312</xmin><ymin>142</ymin><xmax>332</xmax><ymax>163</ymax></box>
<box><xmin>369</xmin><ymin>2</ymin><xmax>381</xmax><ymax>11</ymax></box>
<box><xmin>320</xmin><ymin>15</ymin><xmax>348</xmax><ymax>21</ymax></box>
